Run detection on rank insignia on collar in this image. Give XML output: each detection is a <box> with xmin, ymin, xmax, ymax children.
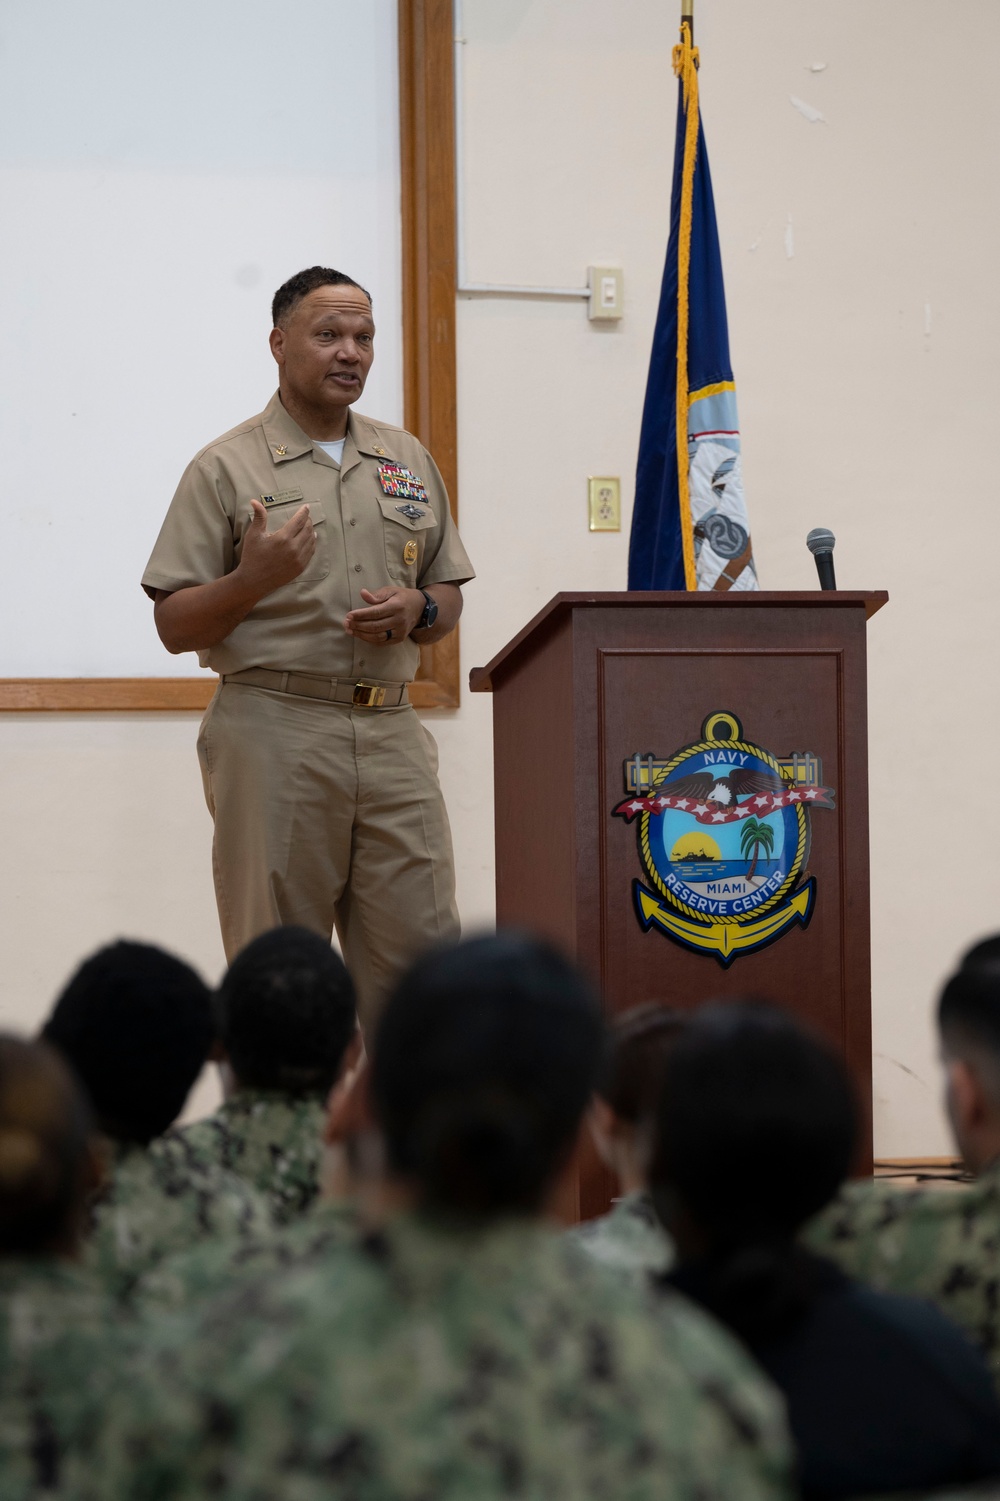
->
<box><xmin>378</xmin><ymin>462</ymin><xmax>429</xmax><ymax>503</ymax></box>
<box><xmin>396</xmin><ymin>504</ymin><xmax>425</xmax><ymax>521</ymax></box>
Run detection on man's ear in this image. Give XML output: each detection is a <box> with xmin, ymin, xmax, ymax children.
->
<box><xmin>341</xmin><ymin>1027</ymin><xmax>365</xmax><ymax>1077</ymax></box>
<box><xmin>269</xmin><ymin>325</ymin><xmax>285</xmax><ymax>365</ymax></box>
<box><xmin>945</xmin><ymin>1055</ymin><xmax>988</xmax><ymax>1145</ymax></box>
<box><xmin>589</xmin><ymin>1096</ymin><xmax>617</xmax><ymax>1143</ymax></box>
<box><xmin>587</xmin><ymin>1094</ymin><xmax>628</xmax><ymax>1172</ymax></box>
<box><xmin>82</xmin><ymin>1136</ymin><xmax>108</xmax><ymax>1201</ymax></box>
<box><xmin>323</xmin><ymin>1046</ymin><xmax>369</xmax><ymax>1148</ymax></box>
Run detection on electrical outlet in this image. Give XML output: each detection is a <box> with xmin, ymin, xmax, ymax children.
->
<box><xmin>588</xmin><ymin>266</ymin><xmax>623</xmax><ymax>321</ymax></box>
<box><xmin>589</xmin><ymin>477</ymin><xmax>621</xmax><ymax>531</ymax></box>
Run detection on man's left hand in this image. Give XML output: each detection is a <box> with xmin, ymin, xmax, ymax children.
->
<box><xmin>344</xmin><ymin>587</ymin><xmax>424</xmax><ymax>645</ymax></box>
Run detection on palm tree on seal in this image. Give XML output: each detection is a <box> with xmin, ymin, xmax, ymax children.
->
<box><xmin>740</xmin><ymin>818</ymin><xmax>775</xmax><ymax>883</ymax></box>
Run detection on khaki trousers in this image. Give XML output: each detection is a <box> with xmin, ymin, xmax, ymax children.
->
<box><xmin>197</xmin><ymin>682</ymin><xmax>460</xmax><ymax>1020</ymax></box>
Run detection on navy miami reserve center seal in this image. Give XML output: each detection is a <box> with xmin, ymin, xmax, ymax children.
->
<box><xmin>613</xmin><ymin>711</ymin><xmax>835</xmax><ymax>965</ymax></box>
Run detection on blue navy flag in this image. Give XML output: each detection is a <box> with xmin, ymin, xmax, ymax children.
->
<box><xmin>628</xmin><ymin>24</ymin><xmax>757</xmax><ymax>592</ymax></box>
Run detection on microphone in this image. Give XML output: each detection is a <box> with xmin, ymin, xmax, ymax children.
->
<box><xmin>806</xmin><ymin>527</ymin><xmax>837</xmax><ymax>591</ymax></box>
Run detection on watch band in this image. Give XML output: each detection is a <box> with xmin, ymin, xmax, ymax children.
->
<box><xmin>416</xmin><ymin>588</ymin><xmax>438</xmax><ymax>632</ymax></box>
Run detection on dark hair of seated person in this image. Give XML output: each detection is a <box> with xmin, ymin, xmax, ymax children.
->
<box><xmin>0</xmin><ymin>1035</ymin><xmax>95</xmax><ymax>1257</ymax></box>
<box><xmin>651</xmin><ymin>1001</ymin><xmax>856</xmax><ymax>1343</ymax></box>
<box><xmin>42</xmin><ymin>941</ymin><xmax>213</xmax><ymax>1146</ymax></box>
<box><xmin>217</xmin><ymin>926</ymin><xmax>357</xmax><ymax>1095</ymax></box>
<box><xmin>959</xmin><ymin>932</ymin><xmax>1000</xmax><ymax>976</ymax></box>
<box><xmin>651</xmin><ymin>1002</ymin><xmax>1000</xmax><ymax>1501</ymax></box>
<box><xmin>370</xmin><ymin>931</ymin><xmax>605</xmax><ymax>1218</ymax></box>
<box><xmin>939</xmin><ymin>963</ymin><xmax>1000</xmax><ymax>1069</ymax></box>
<box><xmin>599</xmin><ymin>1003</ymin><xmax>686</xmax><ymax>1123</ymax></box>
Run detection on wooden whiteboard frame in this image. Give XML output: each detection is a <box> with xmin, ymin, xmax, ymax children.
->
<box><xmin>0</xmin><ymin>0</ymin><xmax>460</xmax><ymax>713</ymax></box>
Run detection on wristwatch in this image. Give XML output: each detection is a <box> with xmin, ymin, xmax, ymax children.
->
<box><xmin>415</xmin><ymin>588</ymin><xmax>438</xmax><ymax>632</ymax></box>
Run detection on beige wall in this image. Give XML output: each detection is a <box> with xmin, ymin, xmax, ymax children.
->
<box><xmin>3</xmin><ymin>0</ymin><xmax>998</xmax><ymax>1150</ymax></box>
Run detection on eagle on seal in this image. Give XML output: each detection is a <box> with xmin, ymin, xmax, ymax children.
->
<box><xmin>665</xmin><ymin>767</ymin><xmax>783</xmax><ymax>809</ymax></box>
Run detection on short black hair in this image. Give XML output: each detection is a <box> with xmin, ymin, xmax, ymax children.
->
<box><xmin>371</xmin><ymin>932</ymin><xmax>606</xmax><ymax>1218</ymax></box>
<box><xmin>939</xmin><ymin>966</ymin><xmax>1000</xmax><ymax>1068</ymax></box>
<box><xmin>651</xmin><ymin>1002</ymin><xmax>857</xmax><ymax>1247</ymax></box>
<box><xmin>218</xmin><ymin>927</ymin><xmax>356</xmax><ymax>1094</ymax></box>
<box><xmin>42</xmin><ymin>941</ymin><xmax>213</xmax><ymax>1145</ymax></box>
<box><xmin>960</xmin><ymin>935</ymin><xmax>1000</xmax><ymax>976</ymax></box>
<box><xmin>598</xmin><ymin>1003</ymin><xmax>687</xmax><ymax>1123</ymax></box>
<box><xmin>0</xmin><ymin>1035</ymin><xmax>94</xmax><ymax>1255</ymax></box>
<box><xmin>271</xmin><ymin>266</ymin><xmax>372</xmax><ymax>327</ymax></box>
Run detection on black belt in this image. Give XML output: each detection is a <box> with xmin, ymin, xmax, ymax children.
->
<box><xmin>222</xmin><ymin>668</ymin><xmax>408</xmax><ymax>709</ymax></box>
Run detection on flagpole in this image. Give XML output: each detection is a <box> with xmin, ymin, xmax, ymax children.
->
<box><xmin>681</xmin><ymin>0</ymin><xmax>693</xmax><ymax>41</ymax></box>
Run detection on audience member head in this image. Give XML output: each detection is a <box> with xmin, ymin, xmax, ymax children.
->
<box><xmin>938</xmin><ymin>962</ymin><xmax>1000</xmax><ymax>1172</ymax></box>
<box><xmin>370</xmin><ymin>932</ymin><xmax>605</xmax><ymax>1219</ymax></box>
<box><xmin>589</xmin><ymin>1003</ymin><xmax>686</xmax><ymax>1195</ymax></box>
<box><xmin>217</xmin><ymin>927</ymin><xmax>357</xmax><ymax>1096</ymax></box>
<box><xmin>960</xmin><ymin>934</ymin><xmax>1000</xmax><ymax>976</ymax></box>
<box><xmin>651</xmin><ymin>1001</ymin><xmax>856</xmax><ymax>1255</ymax></box>
<box><xmin>42</xmin><ymin>941</ymin><xmax>212</xmax><ymax>1146</ymax></box>
<box><xmin>0</xmin><ymin>1035</ymin><xmax>97</xmax><ymax>1257</ymax></box>
<box><xmin>649</xmin><ymin>1002</ymin><xmax>857</xmax><ymax>1342</ymax></box>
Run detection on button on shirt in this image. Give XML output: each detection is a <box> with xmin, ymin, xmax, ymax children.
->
<box><xmin>142</xmin><ymin>392</ymin><xmax>475</xmax><ymax>680</ymax></box>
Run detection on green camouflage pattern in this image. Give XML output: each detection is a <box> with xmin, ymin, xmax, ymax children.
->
<box><xmin>855</xmin><ymin>1490</ymin><xmax>1000</xmax><ymax>1501</ymax></box>
<box><xmin>0</xmin><ymin>1256</ymin><xmax>121</xmax><ymax>1499</ymax></box>
<box><xmin>84</xmin><ymin>1138</ymin><xmax>270</xmax><ymax>1302</ymax></box>
<box><xmin>135</xmin><ymin>1197</ymin><xmax>360</xmax><ymax>1312</ymax></box>
<box><xmin>567</xmin><ymin>1189</ymin><xmax>675</xmax><ymax>1278</ymax></box>
<box><xmin>161</xmin><ymin>1090</ymin><xmax>327</xmax><ymax>1225</ymax></box>
<box><xmin>92</xmin><ymin>1213</ymin><xmax>794</xmax><ymax>1501</ymax></box>
<box><xmin>804</xmin><ymin>1162</ymin><xmax>1000</xmax><ymax>1385</ymax></box>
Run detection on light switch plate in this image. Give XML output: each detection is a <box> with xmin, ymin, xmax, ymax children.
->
<box><xmin>588</xmin><ymin>265</ymin><xmax>623</xmax><ymax>321</ymax></box>
<box><xmin>588</xmin><ymin>476</ymin><xmax>621</xmax><ymax>531</ymax></box>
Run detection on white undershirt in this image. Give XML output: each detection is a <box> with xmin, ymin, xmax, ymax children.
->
<box><xmin>315</xmin><ymin>438</ymin><xmax>346</xmax><ymax>465</ymax></box>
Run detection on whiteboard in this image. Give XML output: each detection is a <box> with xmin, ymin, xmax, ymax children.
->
<box><xmin>0</xmin><ymin>0</ymin><xmax>402</xmax><ymax>677</ymax></box>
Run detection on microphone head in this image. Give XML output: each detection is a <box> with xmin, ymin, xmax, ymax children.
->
<box><xmin>806</xmin><ymin>527</ymin><xmax>836</xmax><ymax>555</ymax></box>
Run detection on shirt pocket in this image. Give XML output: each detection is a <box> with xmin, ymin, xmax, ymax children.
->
<box><xmin>263</xmin><ymin>498</ymin><xmax>329</xmax><ymax>582</ymax></box>
<box><xmin>376</xmin><ymin>494</ymin><xmax>437</xmax><ymax>582</ymax></box>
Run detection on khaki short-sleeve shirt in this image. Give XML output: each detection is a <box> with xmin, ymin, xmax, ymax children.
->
<box><xmin>142</xmin><ymin>393</ymin><xmax>475</xmax><ymax>680</ymax></box>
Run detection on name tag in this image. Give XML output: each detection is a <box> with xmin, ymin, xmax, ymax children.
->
<box><xmin>378</xmin><ymin>463</ymin><xmax>428</xmax><ymax>503</ymax></box>
<box><xmin>259</xmin><ymin>488</ymin><xmax>304</xmax><ymax>507</ymax></box>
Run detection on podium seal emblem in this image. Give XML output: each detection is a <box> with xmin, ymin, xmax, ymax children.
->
<box><xmin>613</xmin><ymin>711</ymin><xmax>836</xmax><ymax>965</ymax></box>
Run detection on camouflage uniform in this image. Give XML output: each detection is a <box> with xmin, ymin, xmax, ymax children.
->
<box><xmin>804</xmin><ymin>1162</ymin><xmax>1000</xmax><ymax>1386</ymax></box>
<box><xmin>85</xmin><ymin>1138</ymin><xmax>270</xmax><ymax>1302</ymax></box>
<box><xmin>136</xmin><ymin>1197</ymin><xmax>359</xmax><ymax>1313</ymax></box>
<box><xmin>0</xmin><ymin>1257</ymin><xmax>121</xmax><ymax>1498</ymax></box>
<box><xmin>567</xmin><ymin>1189</ymin><xmax>675</xmax><ymax>1279</ymax></box>
<box><xmin>161</xmin><ymin>1090</ymin><xmax>327</xmax><ymax>1225</ymax></box>
<box><xmin>93</xmin><ymin>1214</ymin><xmax>794</xmax><ymax>1501</ymax></box>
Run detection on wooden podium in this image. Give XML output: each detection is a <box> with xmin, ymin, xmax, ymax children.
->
<box><xmin>470</xmin><ymin>590</ymin><xmax>888</xmax><ymax>1218</ymax></box>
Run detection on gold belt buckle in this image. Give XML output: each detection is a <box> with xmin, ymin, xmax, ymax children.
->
<box><xmin>353</xmin><ymin>681</ymin><xmax>387</xmax><ymax>709</ymax></box>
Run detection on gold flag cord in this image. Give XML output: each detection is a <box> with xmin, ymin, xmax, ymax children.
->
<box><xmin>673</xmin><ymin>20</ymin><xmax>700</xmax><ymax>591</ymax></box>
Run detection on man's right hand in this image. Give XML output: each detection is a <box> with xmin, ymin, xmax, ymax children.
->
<box><xmin>237</xmin><ymin>500</ymin><xmax>317</xmax><ymax>593</ymax></box>
<box><xmin>152</xmin><ymin>500</ymin><xmax>318</xmax><ymax>655</ymax></box>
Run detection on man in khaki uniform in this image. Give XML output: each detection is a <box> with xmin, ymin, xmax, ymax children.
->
<box><xmin>142</xmin><ymin>266</ymin><xmax>474</xmax><ymax>1015</ymax></box>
